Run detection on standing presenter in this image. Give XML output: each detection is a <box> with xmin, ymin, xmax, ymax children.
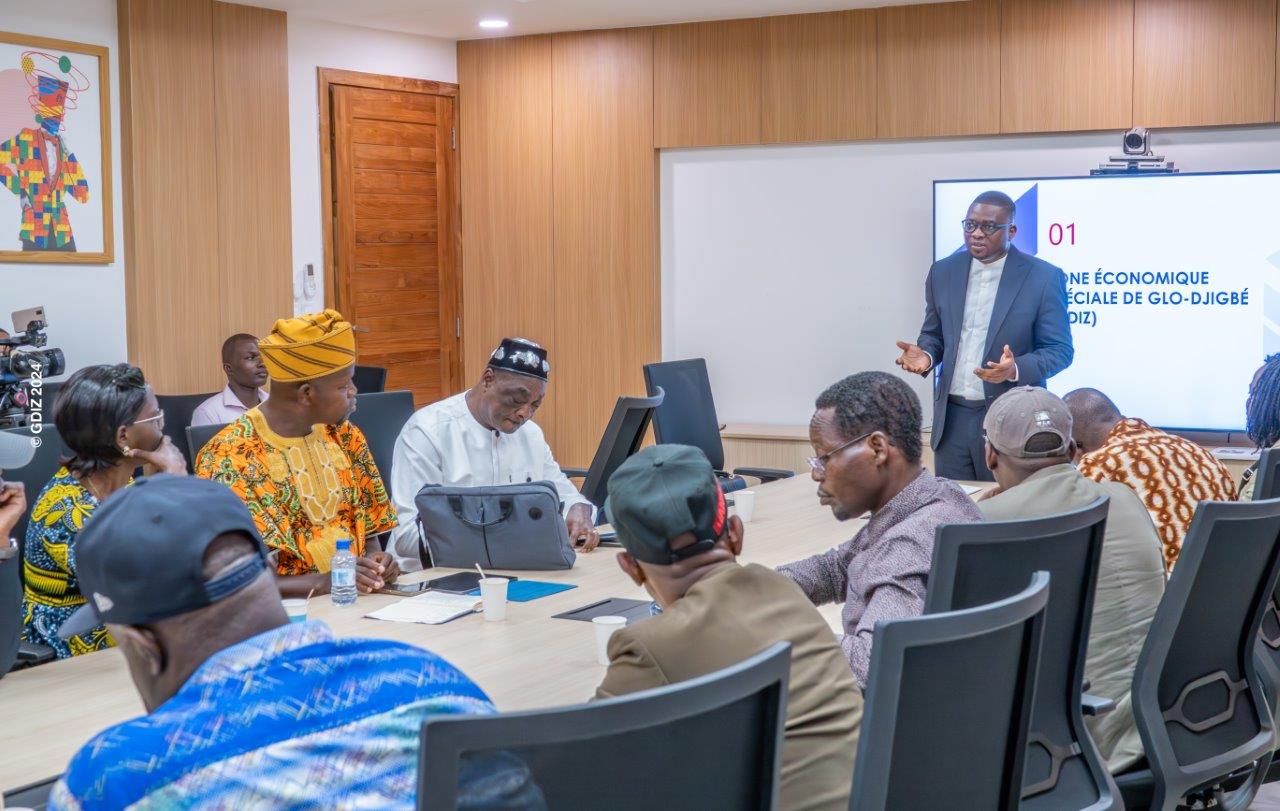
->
<box><xmin>895</xmin><ymin>190</ymin><xmax>1073</xmax><ymax>480</ymax></box>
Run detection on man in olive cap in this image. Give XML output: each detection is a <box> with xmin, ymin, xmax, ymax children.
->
<box><xmin>596</xmin><ymin>444</ymin><xmax>861</xmax><ymax>811</ymax></box>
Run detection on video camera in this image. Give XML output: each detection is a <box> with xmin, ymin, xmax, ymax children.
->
<box><xmin>0</xmin><ymin>306</ymin><xmax>67</xmax><ymax>429</ymax></box>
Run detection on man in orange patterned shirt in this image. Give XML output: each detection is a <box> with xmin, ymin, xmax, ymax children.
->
<box><xmin>1065</xmin><ymin>388</ymin><xmax>1236</xmax><ymax>570</ymax></box>
<box><xmin>197</xmin><ymin>310</ymin><xmax>399</xmax><ymax>597</ymax></box>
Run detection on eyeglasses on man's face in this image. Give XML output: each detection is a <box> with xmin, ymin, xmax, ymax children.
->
<box><xmin>961</xmin><ymin>219</ymin><xmax>1012</xmax><ymax>236</ymax></box>
<box><xmin>806</xmin><ymin>431</ymin><xmax>873</xmax><ymax>474</ymax></box>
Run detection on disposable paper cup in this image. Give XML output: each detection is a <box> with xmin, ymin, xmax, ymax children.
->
<box><xmin>735</xmin><ymin>490</ymin><xmax>756</xmax><ymax>522</ymax></box>
<box><xmin>593</xmin><ymin>615</ymin><xmax>627</xmax><ymax>665</ymax></box>
<box><xmin>480</xmin><ymin>577</ymin><xmax>509</xmax><ymax>622</ymax></box>
<box><xmin>282</xmin><ymin>598</ymin><xmax>308</xmax><ymax>624</ymax></box>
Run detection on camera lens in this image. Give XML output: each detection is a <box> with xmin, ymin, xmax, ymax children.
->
<box><xmin>1125</xmin><ymin>133</ymin><xmax>1143</xmax><ymax>150</ymax></box>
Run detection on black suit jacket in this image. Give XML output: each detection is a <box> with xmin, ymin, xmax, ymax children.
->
<box><xmin>914</xmin><ymin>245</ymin><xmax>1073</xmax><ymax>448</ymax></box>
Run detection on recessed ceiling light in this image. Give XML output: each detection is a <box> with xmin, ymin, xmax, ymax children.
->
<box><xmin>479</xmin><ymin>19</ymin><xmax>509</xmax><ymax>29</ymax></box>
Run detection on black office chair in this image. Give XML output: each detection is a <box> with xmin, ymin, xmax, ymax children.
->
<box><xmin>851</xmin><ymin>572</ymin><xmax>1050</xmax><ymax>810</ymax></box>
<box><xmin>417</xmin><ymin>641</ymin><xmax>791</xmax><ymax>810</ymax></box>
<box><xmin>156</xmin><ymin>392</ymin><xmax>216</xmax><ymax>473</ymax></box>
<box><xmin>561</xmin><ymin>388</ymin><xmax>664</xmax><ymax>508</ymax></box>
<box><xmin>2</xmin><ymin>426</ymin><xmax>70</xmax><ymax>547</ymax></box>
<box><xmin>186</xmin><ymin>421</ymin><xmax>229</xmax><ymax>466</ymax></box>
<box><xmin>1251</xmin><ymin>449</ymin><xmax>1280</xmax><ymax>782</ymax></box>
<box><xmin>1115</xmin><ymin>498</ymin><xmax>1280</xmax><ymax>811</ymax></box>
<box><xmin>643</xmin><ymin>359</ymin><xmax>794</xmax><ymax>491</ymax></box>
<box><xmin>926</xmin><ymin>499</ymin><xmax>1119</xmax><ymax>810</ymax></box>
<box><xmin>353</xmin><ymin>364</ymin><xmax>388</xmax><ymax>394</ymax></box>
<box><xmin>348</xmin><ymin>390</ymin><xmax>415</xmax><ymax>480</ymax></box>
<box><xmin>2</xmin><ymin>425</ymin><xmax>70</xmax><ymax>671</ymax></box>
<box><xmin>2</xmin><ymin>775</ymin><xmax>57</xmax><ymax>810</ymax></box>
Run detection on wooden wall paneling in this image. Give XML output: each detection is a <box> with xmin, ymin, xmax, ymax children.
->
<box><xmin>212</xmin><ymin>2</ymin><xmax>293</xmax><ymax>347</ymax></box>
<box><xmin>1134</xmin><ymin>0</ymin><xmax>1278</xmax><ymax>127</ymax></box>
<box><xmin>762</xmin><ymin>10</ymin><xmax>877</xmax><ymax>143</ymax></box>
<box><xmin>653</xmin><ymin>19</ymin><xmax>763</xmax><ymax>147</ymax></box>
<box><xmin>1000</xmin><ymin>0</ymin><xmax>1134</xmax><ymax>133</ymax></box>
<box><xmin>457</xmin><ymin>36</ymin><xmax>559</xmax><ymax>446</ymax></box>
<box><xmin>118</xmin><ymin>0</ymin><xmax>223</xmax><ymax>394</ymax></box>
<box><xmin>551</xmin><ymin>28</ymin><xmax>658</xmax><ymax>468</ymax></box>
<box><xmin>876</xmin><ymin>0</ymin><xmax>1001</xmax><ymax>138</ymax></box>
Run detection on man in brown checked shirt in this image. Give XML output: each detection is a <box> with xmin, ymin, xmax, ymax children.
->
<box><xmin>778</xmin><ymin>371</ymin><xmax>982</xmax><ymax>688</ymax></box>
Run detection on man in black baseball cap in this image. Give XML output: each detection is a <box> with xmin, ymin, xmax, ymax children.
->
<box><xmin>0</xmin><ymin>430</ymin><xmax>35</xmax><ymax>678</ymax></box>
<box><xmin>595</xmin><ymin>444</ymin><xmax>862</xmax><ymax>811</ymax></box>
<box><xmin>51</xmin><ymin>475</ymin><xmax>520</xmax><ymax>809</ymax></box>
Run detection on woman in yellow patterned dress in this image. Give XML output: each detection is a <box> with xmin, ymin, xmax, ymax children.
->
<box><xmin>23</xmin><ymin>364</ymin><xmax>187</xmax><ymax>658</ymax></box>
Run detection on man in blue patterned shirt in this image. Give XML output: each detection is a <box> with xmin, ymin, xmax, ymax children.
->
<box><xmin>49</xmin><ymin>475</ymin><xmax>536</xmax><ymax>809</ymax></box>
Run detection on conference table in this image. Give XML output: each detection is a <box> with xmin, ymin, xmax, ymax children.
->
<box><xmin>0</xmin><ymin>472</ymin><xmax>983</xmax><ymax>792</ymax></box>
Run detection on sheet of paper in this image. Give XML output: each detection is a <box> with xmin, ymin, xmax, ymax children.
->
<box><xmin>365</xmin><ymin>591</ymin><xmax>482</xmax><ymax>625</ymax></box>
<box><xmin>961</xmin><ymin>484</ymin><xmax>985</xmax><ymax>495</ymax></box>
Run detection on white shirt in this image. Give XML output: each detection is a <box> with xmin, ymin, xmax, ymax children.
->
<box><xmin>949</xmin><ymin>253</ymin><xmax>1011</xmax><ymax>399</ymax></box>
<box><xmin>190</xmin><ymin>385</ymin><xmax>269</xmax><ymax>427</ymax></box>
<box><xmin>389</xmin><ymin>390</ymin><xmax>592</xmax><ymax>570</ymax></box>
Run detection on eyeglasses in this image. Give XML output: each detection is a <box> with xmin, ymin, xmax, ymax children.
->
<box><xmin>131</xmin><ymin>410</ymin><xmax>165</xmax><ymax>430</ymax></box>
<box><xmin>806</xmin><ymin>431</ymin><xmax>873</xmax><ymax>474</ymax></box>
<box><xmin>961</xmin><ymin>219</ymin><xmax>1012</xmax><ymax>235</ymax></box>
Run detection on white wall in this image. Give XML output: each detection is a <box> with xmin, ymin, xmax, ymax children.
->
<box><xmin>0</xmin><ymin>0</ymin><xmax>127</xmax><ymax>375</ymax></box>
<box><xmin>661</xmin><ymin>125</ymin><xmax>1280</xmax><ymax>427</ymax></box>
<box><xmin>286</xmin><ymin>16</ymin><xmax>456</xmax><ymax>314</ymax></box>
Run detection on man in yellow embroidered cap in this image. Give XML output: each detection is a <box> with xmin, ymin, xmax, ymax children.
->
<box><xmin>195</xmin><ymin>310</ymin><xmax>400</xmax><ymax>597</ymax></box>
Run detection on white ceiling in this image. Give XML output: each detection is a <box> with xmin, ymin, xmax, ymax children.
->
<box><xmin>242</xmin><ymin>0</ymin><xmax>945</xmax><ymax>41</ymax></box>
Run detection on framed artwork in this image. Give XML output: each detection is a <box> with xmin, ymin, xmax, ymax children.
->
<box><xmin>0</xmin><ymin>31</ymin><xmax>112</xmax><ymax>264</ymax></box>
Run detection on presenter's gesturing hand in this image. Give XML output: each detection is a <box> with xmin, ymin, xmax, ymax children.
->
<box><xmin>894</xmin><ymin>341</ymin><xmax>932</xmax><ymax>375</ymax></box>
<box><xmin>974</xmin><ymin>344</ymin><xmax>1017</xmax><ymax>384</ymax></box>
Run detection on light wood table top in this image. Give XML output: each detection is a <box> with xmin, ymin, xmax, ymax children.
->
<box><xmin>0</xmin><ymin>473</ymin><xmax>985</xmax><ymax>791</ymax></box>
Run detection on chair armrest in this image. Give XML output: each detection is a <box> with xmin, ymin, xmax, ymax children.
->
<box><xmin>1081</xmin><ymin>693</ymin><xmax>1116</xmax><ymax>717</ymax></box>
<box><xmin>13</xmin><ymin>641</ymin><xmax>55</xmax><ymax>670</ymax></box>
<box><xmin>731</xmin><ymin>467</ymin><xmax>796</xmax><ymax>483</ymax></box>
<box><xmin>562</xmin><ymin>467</ymin><xmax>588</xmax><ymax>480</ymax></box>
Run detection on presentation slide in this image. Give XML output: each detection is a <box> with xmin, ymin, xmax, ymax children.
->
<box><xmin>934</xmin><ymin>172</ymin><xmax>1280</xmax><ymax>432</ymax></box>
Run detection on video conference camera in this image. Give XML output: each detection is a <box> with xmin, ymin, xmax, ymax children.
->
<box><xmin>0</xmin><ymin>306</ymin><xmax>67</xmax><ymax>430</ymax></box>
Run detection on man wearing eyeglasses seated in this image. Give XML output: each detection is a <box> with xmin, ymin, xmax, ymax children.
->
<box><xmin>894</xmin><ymin>190</ymin><xmax>1073</xmax><ymax>481</ymax></box>
<box><xmin>778</xmin><ymin>372</ymin><xmax>981</xmax><ymax>690</ymax></box>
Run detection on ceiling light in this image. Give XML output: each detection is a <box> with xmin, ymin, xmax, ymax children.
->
<box><xmin>479</xmin><ymin>19</ymin><xmax>509</xmax><ymax>29</ymax></box>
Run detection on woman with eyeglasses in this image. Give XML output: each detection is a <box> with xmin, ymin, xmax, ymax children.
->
<box><xmin>22</xmin><ymin>363</ymin><xmax>187</xmax><ymax>658</ymax></box>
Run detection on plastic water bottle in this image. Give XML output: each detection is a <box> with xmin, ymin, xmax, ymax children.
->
<box><xmin>331</xmin><ymin>539</ymin><xmax>357</xmax><ymax>606</ymax></box>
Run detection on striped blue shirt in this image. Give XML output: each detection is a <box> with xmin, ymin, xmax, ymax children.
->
<box><xmin>50</xmin><ymin>621</ymin><xmax>533</xmax><ymax>809</ymax></box>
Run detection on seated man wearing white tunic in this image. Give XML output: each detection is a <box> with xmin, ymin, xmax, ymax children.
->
<box><xmin>389</xmin><ymin>338</ymin><xmax>598</xmax><ymax>570</ymax></box>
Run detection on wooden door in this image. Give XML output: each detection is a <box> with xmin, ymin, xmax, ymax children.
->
<box><xmin>330</xmin><ymin>82</ymin><xmax>461</xmax><ymax>406</ymax></box>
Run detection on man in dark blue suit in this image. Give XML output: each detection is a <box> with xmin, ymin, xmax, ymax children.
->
<box><xmin>895</xmin><ymin>191</ymin><xmax>1073</xmax><ymax>481</ymax></box>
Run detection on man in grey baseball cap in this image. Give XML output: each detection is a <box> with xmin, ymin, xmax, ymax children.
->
<box><xmin>979</xmin><ymin>386</ymin><xmax>1165</xmax><ymax>774</ymax></box>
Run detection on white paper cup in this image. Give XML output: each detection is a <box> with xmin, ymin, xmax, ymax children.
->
<box><xmin>593</xmin><ymin>615</ymin><xmax>627</xmax><ymax>665</ymax></box>
<box><xmin>282</xmin><ymin>598</ymin><xmax>308</xmax><ymax>624</ymax></box>
<box><xmin>480</xmin><ymin>577</ymin><xmax>509</xmax><ymax>622</ymax></box>
<box><xmin>735</xmin><ymin>490</ymin><xmax>756</xmax><ymax>522</ymax></box>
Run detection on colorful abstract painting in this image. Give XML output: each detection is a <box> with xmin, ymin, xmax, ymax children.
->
<box><xmin>0</xmin><ymin>32</ymin><xmax>112</xmax><ymax>263</ymax></box>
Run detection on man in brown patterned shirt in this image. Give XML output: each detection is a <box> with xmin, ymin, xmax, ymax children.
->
<box><xmin>1065</xmin><ymin>388</ymin><xmax>1237</xmax><ymax>570</ymax></box>
<box><xmin>778</xmin><ymin>372</ymin><xmax>982</xmax><ymax>688</ymax></box>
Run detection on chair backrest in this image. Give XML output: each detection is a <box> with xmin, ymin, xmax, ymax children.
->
<box><xmin>643</xmin><ymin>359</ymin><xmax>726</xmax><ymax>471</ymax></box>
<box><xmin>156</xmin><ymin>392</ymin><xmax>216</xmax><ymax>473</ymax></box>
<box><xmin>926</xmin><ymin>498</ymin><xmax>1116</xmax><ymax>810</ymax></box>
<box><xmin>2</xmin><ymin>425</ymin><xmax>71</xmax><ymax>548</ymax></box>
<box><xmin>852</xmin><ymin>572</ymin><xmax>1050</xmax><ymax>811</ymax></box>
<box><xmin>577</xmin><ymin>388</ymin><xmax>664</xmax><ymax>508</ymax></box>
<box><xmin>1133</xmin><ymin>498</ymin><xmax>1280</xmax><ymax>809</ymax></box>
<box><xmin>353</xmin><ymin>364</ymin><xmax>388</xmax><ymax>394</ymax></box>
<box><xmin>418</xmin><ymin>641</ymin><xmax>791</xmax><ymax>811</ymax></box>
<box><xmin>348</xmin><ymin>390</ymin><xmax>415</xmax><ymax>480</ymax></box>
<box><xmin>186</xmin><ymin>422</ymin><xmax>228</xmax><ymax>466</ymax></box>
<box><xmin>0</xmin><ymin>546</ymin><xmax>21</xmax><ymax>677</ymax></box>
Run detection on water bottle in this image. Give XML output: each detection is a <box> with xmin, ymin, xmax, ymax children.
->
<box><xmin>331</xmin><ymin>539</ymin><xmax>357</xmax><ymax>606</ymax></box>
